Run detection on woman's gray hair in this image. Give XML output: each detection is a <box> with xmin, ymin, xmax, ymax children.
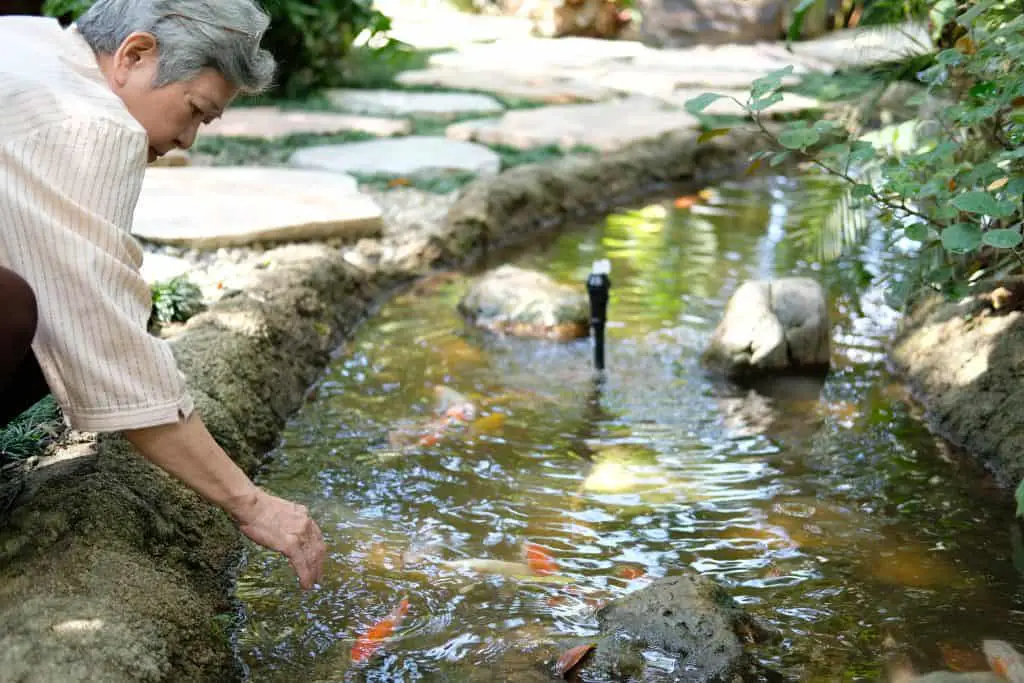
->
<box><xmin>75</xmin><ymin>0</ymin><xmax>276</xmax><ymax>94</ymax></box>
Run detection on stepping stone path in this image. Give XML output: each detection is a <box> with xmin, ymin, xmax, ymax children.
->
<box><xmin>446</xmin><ymin>97</ymin><xmax>700</xmax><ymax>151</ymax></box>
<box><xmin>133</xmin><ymin>167</ymin><xmax>382</xmax><ymax>248</ymax></box>
<box><xmin>395</xmin><ymin>68</ymin><xmax>617</xmax><ymax>104</ymax></box>
<box><xmin>200</xmin><ymin>106</ymin><xmax>410</xmax><ymax>139</ymax></box>
<box><xmin>290</xmin><ymin>136</ymin><xmax>502</xmax><ymax>177</ymax></box>
<box><xmin>325</xmin><ymin>88</ymin><xmax>505</xmax><ymax>120</ymax></box>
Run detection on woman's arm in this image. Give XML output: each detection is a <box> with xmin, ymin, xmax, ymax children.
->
<box><xmin>124</xmin><ymin>412</ymin><xmax>326</xmax><ymax>589</ymax></box>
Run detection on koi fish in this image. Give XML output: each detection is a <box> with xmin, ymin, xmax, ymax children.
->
<box><xmin>439</xmin><ymin>559</ymin><xmax>573</xmax><ymax>585</ymax></box>
<box><xmin>350</xmin><ymin>597</ymin><xmax>410</xmax><ymax>665</ymax></box>
<box><xmin>522</xmin><ymin>541</ymin><xmax>558</xmax><ymax>576</ymax></box>
<box><xmin>984</xmin><ymin>640</ymin><xmax>1024</xmax><ymax>682</ymax></box>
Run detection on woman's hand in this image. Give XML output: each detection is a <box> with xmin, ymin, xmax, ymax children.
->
<box><xmin>124</xmin><ymin>413</ymin><xmax>326</xmax><ymax>590</ymax></box>
<box><xmin>229</xmin><ymin>489</ymin><xmax>326</xmax><ymax>590</ymax></box>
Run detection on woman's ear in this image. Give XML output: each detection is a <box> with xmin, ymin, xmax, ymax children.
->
<box><xmin>109</xmin><ymin>31</ymin><xmax>159</xmax><ymax>87</ymax></box>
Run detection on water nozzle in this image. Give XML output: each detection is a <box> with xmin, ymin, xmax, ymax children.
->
<box><xmin>586</xmin><ymin>259</ymin><xmax>611</xmax><ymax>371</ymax></box>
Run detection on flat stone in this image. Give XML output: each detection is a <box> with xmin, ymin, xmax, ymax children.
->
<box><xmin>427</xmin><ymin>36</ymin><xmax>650</xmax><ymax>72</ymax></box>
<box><xmin>290</xmin><ymin>136</ymin><xmax>502</xmax><ymax>176</ymax></box>
<box><xmin>396</xmin><ymin>68</ymin><xmax>616</xmax><ymax>104</ymax></box>
<box><xmin>200</xmin><ymin>106</ymin><xmax>410</xmax><ymax>139</ymax></box>
<box><xmin>140</xmin><ymin>252</ymin><xmax>192</xmax><ymax>284</ymax></box>
<box><xmin>788</xmin><ymin>21</ymin><xmax>931</xmax><ymax>68</ymax></box>
<box><xmin>446</xmin><ymin>97</ymin><xmax>699</xmax><ymax>151</ymax></box>
<box><xmin>324</xmin><ymin>89</ymin><xmax>504</xmax><ymax>119</ymax></box>
<box><xmin>132</xmin><ymin>167</ymin><xmax>382</xmax><ymax>248</ymax></box>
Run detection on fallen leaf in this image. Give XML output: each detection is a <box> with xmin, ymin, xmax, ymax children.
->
<box><xmin>388</xmin><ymin>177</ymin><xmax>411</xmax><ymax>187</ymax></box>
<box><xmin>989</xmin><ymin>177</ymin><xmax>1009</xmax><ymax>191</ymax></box>
<box><xmin>697</xmin><ymin>128</ymin><xmax>731</xmax><ymax>143</ymax></box>
<box><xmin>673</xmin><ymin>195</ymin><xmax>699</xmax><ymax>209</ymax></box>
<box><xmin>556</xmin><ymin>643</ymin><xmax>596</xmax><ymax>678</ymax></box>
<box><xmin>948</xmin><ymin>178</ymin><xmax>957</xmax><ymax>191</ymax></box>
<box><xmin>955</xmin><ymin>35</ymin><xmax>977</xmax><ymax>55</ymax></box>
<box><xmin>617</xmin><ymin>566</ymin><xmax>645</xmax><ymax>580</ymax></box>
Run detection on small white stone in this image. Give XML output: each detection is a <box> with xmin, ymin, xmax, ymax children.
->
<box><xmin>325</xmin><ymin>89</ymin><xmax>505</xmax><ymax>119</ymax></box>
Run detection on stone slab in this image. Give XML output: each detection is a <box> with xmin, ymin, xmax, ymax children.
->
<box><xmin>200</xmin><ymin>106</ymin><xmax>410</xmax><ymax>139</ymax></box>
<box><xmin>132</xmin><ymin>167</ymin><xmax>382</xmax><ymax>248</ymax></box>
<box><xmin>290</xmin><ymin>136</ymin><xmax>502</xmax><ymax>177</ymax></box>
<box><xmin>446</xmin><ymin>97</ymin><xmax>699</xmax><ymax>151</ymax></box>
<box><xmin>787</xmin><ymin>21</ymin><xmax>931</xmax><ymax>68</ymax></box>
<box><xmin>395</xmin><ymin>68</ymin><xmax>616</xmax><ymax>104</ymax></box>
<box><xmin>140</xmin><ymin>252</ymin><xmax>192</xmax><ymax>284</ymax></box>
<box><xmin>427</xmin><ymin>36</ymin><xmax>650</xmax><ymax>72</ymax></box>
<box><xmin>324</xmin><ymin>89</ymin><xmax>505</xmax><ymax>119</ymax></box>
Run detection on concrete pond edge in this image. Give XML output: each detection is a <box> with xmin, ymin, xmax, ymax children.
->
<box><xmin>0</xmin><ymin>125</ymin><xmax>772</xmax><ymax>682</ymax></box>
<box><xmin>889</xmin><ymin>280</ymin><xmax>1024</xmax><ymax>499</ymax></box>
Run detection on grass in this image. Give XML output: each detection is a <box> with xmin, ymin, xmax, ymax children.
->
<box><xmin>0</xmin><ymin>396</ymin><xmax>62</xmax><ymax>465</ymax></box>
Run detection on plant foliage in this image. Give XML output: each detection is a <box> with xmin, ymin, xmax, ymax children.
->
<box><xmin>691</xmin><ymin>0</ymin><xmax>1024</xmax><ymax>515</ymax></box>
<box><xmin>150</xmin><ymin>276</ymin><xmax>205</xmax><ymax>327</ymax></box>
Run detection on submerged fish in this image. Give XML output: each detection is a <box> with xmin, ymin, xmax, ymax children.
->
<box><xmin>440</xmin><ymin>559</ymin><xmax>574</xmax><ymax>585</ymax></box>
<box><xmin>350</xmin><ymin>597</ymin><xmax>411</xmax><ymax>665</ymax></box>
<box><xmin>522</xmin><ymin>542</ymin><xmax>559</xmax><ymax>576</ymax></box>
<box><xmin>984</xmin><ymin>640</ymin><xmax>1024</xmax><ymax>682</ymax></box>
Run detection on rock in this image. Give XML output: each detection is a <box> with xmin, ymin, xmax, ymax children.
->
<box><xmin>550</xmin><ymin>0</ymin><xmax>631</xmax><ymax>39</ymax></box>
<box><xmin>324</xmin><ymin>88</ymin><xmax>505</xmax><ymax>119</ymax></box>
<box><xmin>199</xmin><ymin>106</ymin><xmax>411</xmax><ymax>139</ymax></box>
<box><xmin>140</xmin><ymin>252</ymin><xmax>192</xmax><ymax>284</ymax></box>
<box><xmin>446</xmin><ymin>97</ymin><xmax>698</xmax><ymax>151</ymax></box>
<box><xmin>395</xmin><ymin>68</ymin><xmax>616</xmax><ymax>104</ymax></box>
<box><xmin>290</xmin><ymin>136</ymin><xmax>502</xmax><ymax>177</ymax></box>
<box><xmin>636</xmin><ymin>0</ymin><xmax>786</xmax><ymax>47</ymax></box>
<box><xmin>427</xmin><ymin>36</ymin><xmax>649</xmax><ymax>72</ymax></box>
<box><xmin>787</xmin><ymin>21</ymin><xmax>932</xmax><ymax>69</ymax></box>
<box><xmin>133</xmin><ymin>167</ymin><xmax>382</xmax><ymax>248</ymax></box>
<box><xmin>457</xmin><ymin>265</ymin><xmax>589</xmax><ymax>340</ymax></box>
<box><xmin>703</xmin><ymin>277</ymin><xmax>831</xmax><ymax>379</ymax></box>
<box><xmin>585</xmin><ymin>573</ymin><xmax>777</xmax><ymax>681</ymax></box>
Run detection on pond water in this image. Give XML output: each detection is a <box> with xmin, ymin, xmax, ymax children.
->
<box><xmin>233</xmin><ymin>175</ymin><xmax>1024</xmax><ymax>682</ymax></box>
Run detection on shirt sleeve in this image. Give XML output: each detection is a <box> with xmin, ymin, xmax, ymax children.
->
<box><xmin>0</xmin><ymin>117</ymin><xmax>195</xmax><ymax>432</ymax></box>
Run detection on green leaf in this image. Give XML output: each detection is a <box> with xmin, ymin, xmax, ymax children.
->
<box><xmin>928</xmin><ymin>265</ymin><xmax>954</xmax><ymax>284</ymax></box>
<box><xmin>936</xmin><ymin>49</ymin><xmax>964</xmax><ymax>66</ymax></box>
<box><xmin>750</xmin><ymin>92</ymin><xmax>784</xmax><ymax>112</ymax></box>
<box><xmin>849</xmin><ymin>141</ymin><xmax>876</xmax><ymax>162</ymax></box>
<box><xmin>851</xmin><ymin>184</ymin><xmax>873</xmax><ymax>199</ymax></box>
<box><xmin>769</xmin><ymin>151</ymin><xmax>790</xmax><ymax>167</ymax></box>
<box><xmin>778</xmin><ymin>128</ymin><xmax>820</xmax><ymax>150</ymax></box>
<box><xmin>958</xmin><ymin>0</ymin><xmax>994</xmax><ymax>27</ymax></box>
<box><xmin>751</xmin><ymin>66</ymin><xmax>795</xmax><ymax>99</ymax></box>
<box><xmin>1016</xmin><ymin>479</ymin><xmax>1024</xmax><ymax>519</ymax></box>
<box><xmin>685</xmin><ymin>93</ymin><xmax>725</xmax><ymax>115</ymax></box>
<box><xmin>787</xmin><ymin>0</ymin><xmax>820</xmax><ymax>41</ymax></box>
<box><xmin>942</xmin><ymin>223</ymin><xmax>983</xmax><ymax>253</ymax></box>
<box><xmin>982</xmin><ymin>229</ymin><xmax>1024</xmax><ymax>249</ymax></box>
<box><xmin>951</xmin><ymin>191</ymin><xmax>1016</xmax><ymax>217</ymax></box>
<box><xmin>905</xmin><ymin>224</ymin><xmax>932</xmax><ymax>242</ymax></box>
<box><xmin>1006</xmin><ymin>178</ymin><xmax>1024</xmax><ymax>196</ymax></box>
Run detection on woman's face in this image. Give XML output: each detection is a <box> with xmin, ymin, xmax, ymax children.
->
<box><xmin>99</xmin><ymin>32</ymin><xmax>237</xmax><ymax>162</ymax></box>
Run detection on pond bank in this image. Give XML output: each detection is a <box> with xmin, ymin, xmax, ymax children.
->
<box><xmin>889</xmin><ymin>280</ymin><xmax>1024</xmax><ymax>497</ymax></box>
<box><xmin>0</xmin><ymin>126</ymin><xmax>768</xmax><ymax>682</ymax></box>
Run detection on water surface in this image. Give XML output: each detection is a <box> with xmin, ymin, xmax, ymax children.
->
<box><xmin>234</xmin><ymin>175</ymin><xmax>1024</xmax><ymax>682</ymax></box>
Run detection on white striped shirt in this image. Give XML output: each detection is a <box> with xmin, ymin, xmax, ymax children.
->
<box><xmin>0</xmin><ymin>16</ymin><xmax>194</xmax><ymax>432</ymax></box>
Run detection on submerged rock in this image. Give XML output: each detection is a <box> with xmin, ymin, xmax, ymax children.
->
<box><xmin>582</xmin><ymin>572</ymin><xmax>779</xmax><ymax>681</ymax></box>
<box><xmin>703</xmin><ymin>277</ymin><xmax>830</xmax><ymax>380</ymax></box>
<box><xmin>458</xmin><ymin>265</ymin><xmax>589</xmax><ymax>340</ymax></box>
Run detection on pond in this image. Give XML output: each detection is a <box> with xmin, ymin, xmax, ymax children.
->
<box><xmin>232</xmin><ymin>174</ymin><xmax>1024</xmax><ymax>682</ymax></box>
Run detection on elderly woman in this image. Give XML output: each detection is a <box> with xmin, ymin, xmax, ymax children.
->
<box><xmin>0</xmin><ymin>1</ymin><xmax>325</xmax><ymax>588</ymax></box>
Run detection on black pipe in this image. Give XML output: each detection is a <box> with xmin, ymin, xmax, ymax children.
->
<box><xmin>586</xmin><ymin>259</ymin><xmax>611</xmax><ymax>372</ymax></box>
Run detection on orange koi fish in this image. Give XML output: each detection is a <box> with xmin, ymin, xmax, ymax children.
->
<box><xmin>522</xmin><ymin>541</ymin><xmax>559</xmax><ymax>576</ymax></box>
<box><xmin>350</xmin><ymin>597</ymin><xmax>410</xmax><ymax>665</ymax></box>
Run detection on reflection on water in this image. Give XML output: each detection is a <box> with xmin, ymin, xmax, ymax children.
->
<box><xmin>234</xmin><ymin>175</ymin><xmax>1024</xmax><ymax>682</ymax></box>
